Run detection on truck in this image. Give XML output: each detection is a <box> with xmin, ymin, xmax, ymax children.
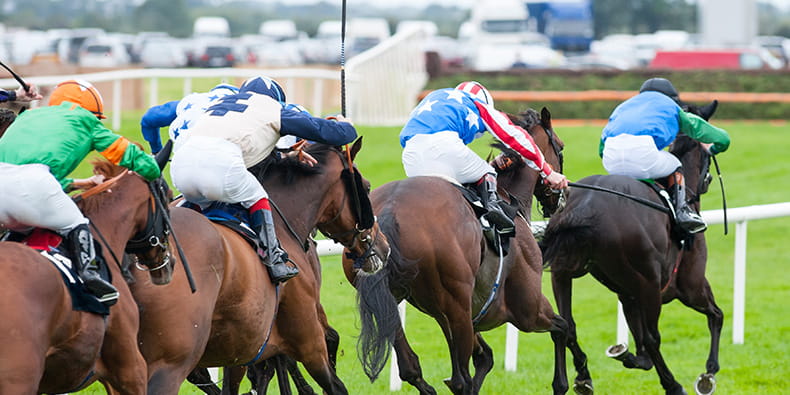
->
<box><xmin>525</xmin><ymin>0</ymin><xmax>594</xmax><ymax>52</ymax></box>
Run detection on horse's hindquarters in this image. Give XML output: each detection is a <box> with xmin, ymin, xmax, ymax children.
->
<box><xmin>0</xmin><ymin>245</ymin><xmax>105</xmax><ymax>393</ymax></box>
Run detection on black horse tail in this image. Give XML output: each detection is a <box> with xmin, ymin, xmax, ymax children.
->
<box><xmin>540</xmin><ymin>211</ymin><xmax>597</xmax><ymax>271</ymax></box>
<box><xmin>354</xmin><ymin>213</ymin><xmax>413</xmax><ymax>382</ymax></box>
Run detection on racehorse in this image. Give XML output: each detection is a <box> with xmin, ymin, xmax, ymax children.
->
<box><xmin>0</xmin><ymin>157</ymin><xmax>172</xmax><ymax>394</ymax></box>
<box><xmin>344</xmin><ymin>108</ymin><xmax>569</xmax><ymax>395</ymax></box>
<box><xmin>128</xmin><ymin>138</ymin><xmax>390</xmax><ymax>394</ymax></box>
<box><xmin>542</xmin><ymin>103</ymin><xmax>723</xmax><ymax>395</ymax></box>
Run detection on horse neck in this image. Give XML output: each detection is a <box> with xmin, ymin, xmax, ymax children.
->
<box><xmin>263</xmin><ymin>172</ymin><xmax>335</xmax><ymax>239</ymax></box>
<box><xmin>498</xmin><ymin>165</ymin><xmax>540</xmax><ymax>213</ymax></box>
<box><xmin>80</xmin><ymin>176</ymin><xmax>150</xmax><ymax>255</ymax></box>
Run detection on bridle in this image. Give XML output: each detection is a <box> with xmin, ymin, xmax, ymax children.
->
<box><xmin>317</xmin><ymin>146</ymin><xmax>385</xmax><ymax>268</ymax></box>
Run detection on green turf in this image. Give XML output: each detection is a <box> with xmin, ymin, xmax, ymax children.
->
<box><xmin>72</xmin><ymin>109</ymin><xmax>788</xmax><ymax>394</ymax></box>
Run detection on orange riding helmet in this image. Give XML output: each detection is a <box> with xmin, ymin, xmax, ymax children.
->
<box><xmin>48</xmin><ymin>79</ymin><xmax>106</xmax><ymax>119</ymax></box>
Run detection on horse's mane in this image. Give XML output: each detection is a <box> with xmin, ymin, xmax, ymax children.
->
<box><xmin>76</xmin><ymin>159</ymin><xmax>128</xmax><ymax>214</ymax></box>
<box><xmin>248</xmin><ymin>143</ymin><xmax>336</xmax><ymax>185</ymax></box>
<box><xmin>491</xmin><ymin>108</ymin><xmax>542</xmax><ymax>174</ymax></box>
<box><xmin>669</xmin><ymin>133</ymin><xmax>698</xmax><ymax>157</ymax></box>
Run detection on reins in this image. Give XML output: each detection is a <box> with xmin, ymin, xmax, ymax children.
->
<box><xmin>568</xmin><ymin>181</ymin><xmax>671</xmax><ymax>214</ymax></box>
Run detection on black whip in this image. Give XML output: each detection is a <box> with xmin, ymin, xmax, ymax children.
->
<box><xmin>340</xmin><ymin>0</ymin><xmax>347</xmax><ymax>117</ymax></box>
<box><xmin>0</xmin><ymin>59</ymin><xmax>30</xmax><ymax>92</ymax></box>
<box><xmin>711</xmin><ymin>155</ymin><xmax>728</xmax><ymax>235</ymax></box>
<box><xmin>568</xmin><ymin>181</ymin><xmax>671</xmax><ymax>214</ymax></box>
<box><xmin>150</xmin><ymin>181</ymin><xmax>197</xmax><ymax>293</ymax></box>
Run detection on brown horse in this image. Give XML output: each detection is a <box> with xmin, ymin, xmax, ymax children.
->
<box><xmin>542</xmin><ymin>103</ymin><xmax>723</xmax><ymax>395</ymax></box>
<box><xmin>344</xmin><ymin>108</ymin><xmax>569</xmax><ymax>395</ymax></box>
<box><xmin>0</xmin><ymin>159</ymin><xmax>172</xmax><ymax>394</ymax></box>
<box><xmin>128</xmin><ymin>138</ymin><xmax>389</xmax><ymax>394</ymax></box>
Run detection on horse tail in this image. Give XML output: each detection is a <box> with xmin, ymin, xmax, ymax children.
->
<box><xmin>354</xmin><ymin>269</ymin><xmax>400</xmax><ymax>382</ymax></box>
<box><xmin>354</xmin><ymin>213</ymin><xmax>411</xmax><ymax>382</ymax></box>
<box><xmin>540</xmin><ymin>210</ymin><xmax>598</xmax><ymax>271</ymax></box>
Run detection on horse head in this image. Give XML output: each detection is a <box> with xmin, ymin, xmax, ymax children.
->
<box><xmin>81</xmin><ymin>150</ymin><xmax>175</xmax><ymax>285</ymax></box>
<box><xmin>315</xmin><ymin>138</ymin><xmax>390</xmax><ymax>275</ymax></box>
<box><xmin>254</xmin><ymin>137</ymin><xmax>390</xmax><ymax>275</ymax></box>
<box><xmin>497</xmin><ymin>107</ymin><xmax>565</xmax><ymax>217</ymax></box>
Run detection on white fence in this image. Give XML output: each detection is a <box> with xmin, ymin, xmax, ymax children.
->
<box><xmin>314</xmin><ymin>202</ymin><xmax>790</xmax><ymax>389</ymax></box>
<box><xmin>0</xmin><ymin>25</ymin><xmax>428</xmax><ymax>128</ymax></box>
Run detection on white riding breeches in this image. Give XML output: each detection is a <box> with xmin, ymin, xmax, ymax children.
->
<box><xmin>0</xmin><ymin>163</ymin><xmax>87</xmax><ymax>234</ymax></box>
<box><xmin>602</xmin><ymin>134</ymin><xmax>681</xmax><ymax>179</ymax></box>
<box><xmin>402</xmin><ymin>131</ymin><xmax>494</xmax><ymax>184</ymax></box>
<box><xmin>170</xmin><ymin>136</ymin><xmax>267</xmax><ymax>209</ymax></box>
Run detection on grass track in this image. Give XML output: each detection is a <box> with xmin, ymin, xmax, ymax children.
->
<box><xmin>72</xmin><ymin>110</ymin><xmax>788</xmax><ymax>394</ymax></box>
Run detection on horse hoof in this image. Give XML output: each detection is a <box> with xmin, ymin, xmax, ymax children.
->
<box><xmin>573</xmin><ymin>380</ymin><xmax>593</xmax><ymax>395</ymax></box>
<box><xmin>694</xmin><ymin>373</ymin><xmax>716</xmax><ymax>395</ymax></box>
<box><xmin>605</xmin><ymin>343</ymin><xmax>628</xmax><ymax>361</ymax></box>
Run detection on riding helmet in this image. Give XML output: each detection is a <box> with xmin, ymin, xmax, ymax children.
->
<box><xmin>48</xmin><ymin>79</ymin><xmax>106</xmax><ymax>119</ymax></box>
<box><xmin>455</xmin><ymin>81</ymin><xmax>494</xmax><ymax>106</ymax></box>
<box><xmin>639</xmin><ymin>78</ymin><xmax>680</xmax><ymax>103</ymax></box>
<box><xmin>240</xmin><ymin>76</ymin><xmax>286</xmax><ymax>103</ymax></box>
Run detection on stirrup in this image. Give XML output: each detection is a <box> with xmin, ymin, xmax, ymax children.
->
<box><xmin>83</xmin><ymin>277</ymin><xmax>119</xmax><ymax>306</ymax></box>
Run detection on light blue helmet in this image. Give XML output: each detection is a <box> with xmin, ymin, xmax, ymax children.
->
<box><xmin>208</xmin><ymin>83</ymin><xmax>238</xmax><ymax>99</ymax></box>
<box><xmin>284</xmin><ymin>103</ymin><xmax>311</xmax><ymax>116</ymax></box>
<box><xmin>240</xmin><ymin>76</ymin><xmax>286</xmax><ymax>103</ymax></box>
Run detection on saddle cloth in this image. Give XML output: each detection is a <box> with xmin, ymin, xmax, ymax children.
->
<box><xmin>22</xmin><ymin>229</ymin><xmax>110</xmax><ymax>316</ymax></box>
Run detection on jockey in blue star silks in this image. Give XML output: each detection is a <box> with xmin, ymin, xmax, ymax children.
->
<box><xmin>399</xmin><ymin>81</ymin><xmax>568</xmax><ymax>231</ymax></box>
<box><xmin>140</xmin><ymin>83</ymin><xmax>239</xmax><ymax>154</ymax></box>
<box><xmin>169</xmin><ymin>76</ymin><xmax>358</xmax><ymax>284</ymax></box>
<box><xmin>600</xmin><ymin>77</ymin><xmax>731</xmax><ymax>233</ymax></box>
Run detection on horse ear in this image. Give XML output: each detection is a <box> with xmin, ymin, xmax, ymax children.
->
<box><xmin>540</xmin><ymin>107</ymin><xmax>552</xmax><ymax>130</ymax></box>
<box><xmin>699</xmin><ymin>100</ymin><xmax>718</xmax><ymax>121</ymax></box>
<box><xmin>348</xmin><ymin>137</ymin><xmax>363</xmax><ymax>162</ymax></box>
<box><xmin>154</xmin><ymin>140</ymin><xmax>173</xmax><ymax>171</ymax></box>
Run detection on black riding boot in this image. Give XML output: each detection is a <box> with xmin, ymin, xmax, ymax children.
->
<box><xmin>66</xmin><ymin>223</ymin><xmax>119</xmax><ymax>306</ymax></box>
<box><xmin>669</xmin><ymin>182</ymin><xmax>707</xmax><ymax>234</ymax></box>
<box><xmin>250</xmin><ymin>208</ymin><xmax>299</xmax><ymax>284</ymax></box>
<box><xmin>476</xmin><ymin>174</ymin><xmax>515</xmax><ymax>231</ymax></box>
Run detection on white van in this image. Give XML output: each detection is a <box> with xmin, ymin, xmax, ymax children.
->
<box><xmin>193</xmin><ymin>17</ymin><xmax>230</xmax><ymax>39</ymax></box>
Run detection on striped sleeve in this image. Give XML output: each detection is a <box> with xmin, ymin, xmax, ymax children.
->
<box><xmin>474</xmin><ymin>102</ymin><xmax>553</xmax><ymax>177</ymax></box>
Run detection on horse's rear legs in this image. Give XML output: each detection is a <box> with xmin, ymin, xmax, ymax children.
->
<box><xmin>606</xmin><ymin>296</ymin><xmax>653</xmax><ymax>371</ymax></box>
<box><xmin>392</xmin><ymin>325</ymin><xmax>437</xmax><ymax>395</ymax></box>
<box><xmin>551</xmin><ymin>270</ymin><xmax>592</xmax><ymax>394</ymax></box>
<box><xmin>470</xmin><ymin>333</ymin><xmax>493</xmax><ymax>391</ymax></box>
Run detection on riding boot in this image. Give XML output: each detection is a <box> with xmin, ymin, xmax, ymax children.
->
<box><xmin>249</xmin><ymin>203</ymin><xmax>299</xmax><ymax>284</ymax></box>
<box><xmin>475</xmin><ymin>174</ymin><xmax>515</xmax><ymax>232</ymax></box>
<box><xmin>668</xmin><ymin>171</ymin><xmax>707</xmax><ymax>234</ymax></box>
<box><xmin>66</xmin><ymin>223</ymin><xmax>119</xmax><ymax>306</ymax></box>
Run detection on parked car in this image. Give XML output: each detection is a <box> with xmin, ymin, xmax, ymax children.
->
<box><xmin>139</xmin><ymin>38</ymin><xmax>188</xmax><ymax>68</ymax></box>
<box><xmin>78</xmin><ymin>37</ymin><xmax>131</xmax><ymax>68</ymax></box>
<box><xmin>191</xmin><ymin>41</ymin><xmax>235</xmax><ymax>68</ymax></box>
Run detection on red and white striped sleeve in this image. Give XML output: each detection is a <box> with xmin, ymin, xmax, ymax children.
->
<box><xmin>474</xmin><ymin>102</ymin><xmax>553</xmax><ymax>178</ymax></box>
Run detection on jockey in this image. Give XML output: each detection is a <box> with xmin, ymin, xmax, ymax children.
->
<box><xmin>169</xmin><ymin>75</ymin><xmax>358</xmax><ymax>284</ymax></box>
<box><xmin>140</xmin><ymin>83</ymin><xmax>239</xmax><ymax>154</ymax></box>
<box><xmin>399</xmin><ymin>81</ymin><xmax>568</xmax><ymax>232</ymax></box>
<box><xmin>0</xmin><ymin>79</ymin><xmax>161</xmax><ymax>306</ymax></box>
<box><xmin>600</xmin><ymin>77</ymin><xmax>731</xmax><ymax>233</ymax></box>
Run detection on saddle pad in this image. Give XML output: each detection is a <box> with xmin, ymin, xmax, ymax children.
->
<box><xmin>39</xmin><ymin>250</ymin><xmax>110</xmax><ymax>316</ymax></box>
<box><xmin>201</xmin><ymin>202</ymin><xmax>258</xmax><ymax>247</ymax></box>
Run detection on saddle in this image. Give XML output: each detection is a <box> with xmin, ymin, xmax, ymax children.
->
<box><xmin>641</xmin><ymin>180</ymin><xmax>696</xmax><ymax>248</ymax></box>
<box><xmin>454</xmin><ymin>184</ymin><xmax>519</xmax><ymax>256</ymax></box>
<box><xmin>7</xmin><ymin>228</ymin><xmax>111</xmax><ymax>315</ymax></box>
<box><xmin>186</xmin><ymin>202</ymin><xmax>259</xmax><ymax>248</ymax></box>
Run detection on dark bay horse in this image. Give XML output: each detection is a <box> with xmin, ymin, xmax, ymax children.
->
<box><xmin>128</xmin><ymin>138</ymin><xmax>389</xmax><ymax>394</ymax></box>
<box><xmin>344</xmin><ymin>108</ymin><xmax>569</xmax><ymax>395</ymax></box>
<box><xmin>542</xmin><ymin>125</ymin><xmax>722</xmax><ymax>392</ymax></box>
<box><xmin>0</xmin><ymin>159</ymin><xmax>172</xmax><ymax>394</ymax></box>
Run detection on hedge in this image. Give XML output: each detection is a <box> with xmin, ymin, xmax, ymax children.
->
<box><xmin>427</xmin><ymin>69</ymin><xmax>790</xmax><ymax>119</ymax></box>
